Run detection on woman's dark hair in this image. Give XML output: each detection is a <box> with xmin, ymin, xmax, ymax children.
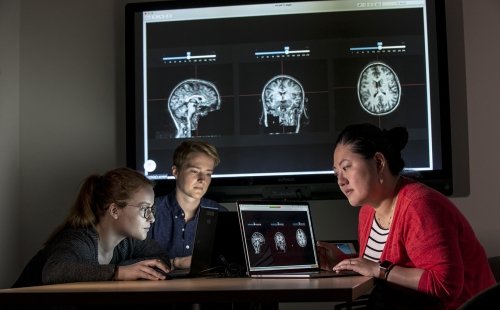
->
<box><xmin>335</xmin><ymin>123</ymin><xmax>408</xmax><ymax>175</ymax></box>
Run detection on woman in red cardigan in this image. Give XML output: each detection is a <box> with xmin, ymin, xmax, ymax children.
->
<box><xmin>327</xmin><ymin>123</ymin><xmax>495</xmax><ymax>309</ymax></box>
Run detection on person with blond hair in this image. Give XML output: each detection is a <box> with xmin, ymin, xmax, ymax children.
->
<box><xmin>13</xmin><ymin>167</ymin><xmax>170</xmax><ymax>287</ymax></box>
<box><xmin>148</xmin><ymin>140</ymin><xmax>227</xmax><ymax>270</ymax></box>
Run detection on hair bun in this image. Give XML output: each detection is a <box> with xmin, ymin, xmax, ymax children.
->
<box><xmin>384</xmin><ymin>126</ymin><xmax>408</xmax><ymax>152</ymax></box>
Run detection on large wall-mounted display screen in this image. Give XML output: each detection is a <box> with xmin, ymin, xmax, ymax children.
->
<box><xmin>125</xmin><ymin>0</ymin><xmax>452</xmax><ymax>201</ymax></box>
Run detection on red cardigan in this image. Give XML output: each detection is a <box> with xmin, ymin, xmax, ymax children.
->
<box><xmin>358</xmin><ymin>178</ymin><xmax>495</xmax><ymax>309</ymax></box>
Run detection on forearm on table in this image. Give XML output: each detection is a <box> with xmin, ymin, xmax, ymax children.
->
<box><xmin>385</xmin><ymin>265</ymin><xmax>424</xmax><ymax>291</ymax></box>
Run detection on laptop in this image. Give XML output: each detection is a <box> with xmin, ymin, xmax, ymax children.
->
<box><xmin>236</xmin><ymin>201</ymin><xmax>359</xmax><ymax>278</ymax></box>
<box><xmin>210</xmin><ymin>211</ymin><xmax>247</xmax><ymax>277</ymax></box>
<box><xmin>166</xmin><ymin>206</ymin><xmax>219</xmax><ymax>279</ymax></box>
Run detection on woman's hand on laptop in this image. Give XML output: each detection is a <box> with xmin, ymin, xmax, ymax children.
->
<box><xmin>333</xmin><ymin>257</ymin><xmax>379</xmax><ymax>278</ymax></box>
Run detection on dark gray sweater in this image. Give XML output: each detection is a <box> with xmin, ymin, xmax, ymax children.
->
<box><xmin>12</xmin><ymin>227</ymin><xmax>170</xmax><ymax>287</ymax></box>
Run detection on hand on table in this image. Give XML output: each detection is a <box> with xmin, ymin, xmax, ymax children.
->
<box><xmin>114</xmin><ymin>258</ymin><xmax>170</xmax><ymax>280</ymax></box>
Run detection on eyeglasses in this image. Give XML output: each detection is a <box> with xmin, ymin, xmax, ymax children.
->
<box><xmin>127</xmin><ymin>204</ymin><xmax>156</xmax><ymax>220</ymax></box>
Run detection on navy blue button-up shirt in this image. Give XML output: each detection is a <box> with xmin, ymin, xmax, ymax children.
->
<box><xmin>147</xmin><ymin>192</ymin><xmax>227</xmax><ymax>258</ymax></box>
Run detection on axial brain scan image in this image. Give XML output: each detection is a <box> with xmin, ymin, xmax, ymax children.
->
<box><xmin>357</xmin><ymin>61</ymin><xmax>401</xmax><ymax>116</ymax></box>
<box><xmin>296</xmin><ymin>228</ymin><xmax>307</xmax><ymax>248</ymax></box>
<box><xmin>168</xmin><ymin>78</ymin><xmax>221</xmax><ymax>138</ymax></box>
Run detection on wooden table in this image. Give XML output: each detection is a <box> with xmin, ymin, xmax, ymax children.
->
<box><xmin>0</xmin><ymin>276</ymin><xmax>374</xmax><ymax>307</ymax></box>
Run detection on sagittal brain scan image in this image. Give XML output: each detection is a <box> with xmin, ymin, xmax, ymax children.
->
<box><xmin>251</xmin><ymin>232</ymin><xmax>265</xmax><ymax>254</ymax></box>
<box><xmin>357</xmin><ymin>61</ymin><xmax>401</xmax><ymax>116</ymax></box>
<box><xmin>168</xmin><ymin>78</ymin><xmax>221</xmax><ymax>138</ymax></box>
<box><xmin>260</xmin><ymin>74</ymin><xmax>308</xmax><ymax>133</ymax></box>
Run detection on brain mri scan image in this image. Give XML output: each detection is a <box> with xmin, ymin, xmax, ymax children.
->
<box><xmin>274</xmin><ymin>232</ymin><xmax>287</xmax><ymax>253</ymax></box>
<box><xmin>168</xmin><ymin>78</ymin><xmax>221</xmax><ymax>138</ymax></box>
<box><xmin>357</xmin><ymin>61</ymin><xmax>401</xmax><ymax>116</ymax></box>
<box><xmin>296</xmin><ymin>228</ymin><xmax>307</xmax><ymax>248</ymax></box>
<box><xmin>251</xmin><ymin>232</ymin><xmax>266</xmax><ymax>254</ymax></box>
<box><xmin>260</xmin><ymin>74</ymin><xmax>308</xmax><ymax>133</ymax></box>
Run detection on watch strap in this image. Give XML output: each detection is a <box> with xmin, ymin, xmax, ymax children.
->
<box><xmin>384</xmin><ymin>263</ymin><xmax>395</xmax><ymax>280</ymax></box>
<box><xmin>379</xmin><ymin>261</ymin><xmax>395</xmax><ymax>280</ymax></box>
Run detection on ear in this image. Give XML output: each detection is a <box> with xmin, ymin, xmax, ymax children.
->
<box><xmin>374</xmin><ymin>152</ymin><xmax>386</xmax><ymax>174</ymax></box>
<box><xmin>108</xmin><ymin>203</ymin><xmax>120</xmax><ymax>220</ymax></box>
<box><xmin>172</xmin><ymin>165</ymin><xmax>178</xmax><ymax>178</ymax></box>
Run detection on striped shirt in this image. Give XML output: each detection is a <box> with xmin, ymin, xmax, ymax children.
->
<box><xmin>363</xmin><ymin>218</ymin><xmax>389</xmax><ymax>262</ymax></box>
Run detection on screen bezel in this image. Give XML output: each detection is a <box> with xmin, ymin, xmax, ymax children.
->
<box><xmin>125</xmin><ymin>0</ymin><xmax>453</xmax><ymax>201</ymax></box>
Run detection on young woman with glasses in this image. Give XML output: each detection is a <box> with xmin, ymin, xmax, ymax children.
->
<box><xmin>12</xmin><ymin>167</ymin><xmax>171</xmax><ymax>287</ymax></box>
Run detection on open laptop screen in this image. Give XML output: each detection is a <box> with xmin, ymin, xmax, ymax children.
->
<box><xmin>237</xmin><ymin>201</ymin><xmax>319</xmax><ymax>273</ymax></box>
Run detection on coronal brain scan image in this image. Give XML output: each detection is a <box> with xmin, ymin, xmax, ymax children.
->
<box><xmin>251</xmin><ymin>232</ymin><xmax>265</xmax><ymax>254</ymax></box>
<box><xmin>274</xmin><ymin>232</ymin><xmax>287</xmax><ymax>252</ymax></box>
<box><xmin>260</xmin><ymin>74</ymin><xmax>308</xmax><ymax>133</ymax></box>
<box><xmin>296</xmin><ymin>228</ymin><xmax>307</xmax><ymax>248</ymax></box>
<box><xmin>357</xmin><ymin>61</ymin><xmax>401</xmax><ymax>116</ymax></box>
<box><xmin>167</xmin><ymin>78</ymin><xmax>221</xmax><ymax>138</ymax></box>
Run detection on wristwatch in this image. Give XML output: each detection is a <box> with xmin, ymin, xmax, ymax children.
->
<box><xmin>379</xmin><ymin>260</ymin><xmax>395</xmax><ymax>280</ymax></box>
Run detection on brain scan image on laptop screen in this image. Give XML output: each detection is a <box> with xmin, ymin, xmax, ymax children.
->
<box><xmin>240</xmin><ymin>209</ymin><xmax>317</xmax><ymax>270</ymax></box>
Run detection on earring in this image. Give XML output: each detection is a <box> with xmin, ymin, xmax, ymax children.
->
<box><xmin>379</xmin><ymin>178</ymin><xmax>384</xmax><ymax>184</ymax></box>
